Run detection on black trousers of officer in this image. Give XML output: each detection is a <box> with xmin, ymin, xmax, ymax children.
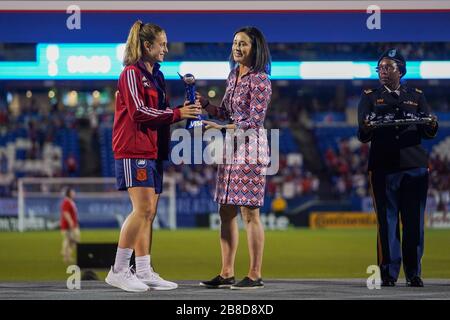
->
<box><xmin>369</xmin><ymin>167</ymin><xmax>428</xmax><ymax>281</ymax></box>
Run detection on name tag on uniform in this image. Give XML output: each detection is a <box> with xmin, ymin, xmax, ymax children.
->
<box><xmin>374</xmin><ymin>98</ymin><xmax>386</xmax><ymax>106</ymax></box>
<box><xmin>403</xmin><ymin>100</ymin><xmax>418</xmax><ymax>107</ymax></box>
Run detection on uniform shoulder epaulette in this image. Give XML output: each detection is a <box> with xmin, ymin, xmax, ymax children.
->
<box><xmin>364</xmin><ymin>89</ymin><xmax>374</xmax><ymax>94</ymax></box>
<box><xmin>415</xmin><ymin>88</ymin><xmax>423</xmax><ymax>94</ymax></box>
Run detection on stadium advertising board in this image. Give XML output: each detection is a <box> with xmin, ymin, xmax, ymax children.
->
<box><xmin>309</xmin><ymin>212</ymin><xmax>377</xmax><ymax>229</ymax></box>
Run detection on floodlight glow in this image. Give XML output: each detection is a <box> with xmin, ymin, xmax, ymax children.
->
<box><xmin>0</xmin><ymin>44</ymin><xmax>449</xmax><ymax>80</ymax></box>
<box><xmin>300</xmin><ymin>62</ymin><xmax>355</xmax><ymax>79</ymax></box>
<box><xmin>46</xmin><ymin>45</ymin><xmax>59</xmax><ymax>62</ymax></box>
<box><xmin>353</xmin><ymin>63</ymin><xmax>373</xmax><ymax>78</ymax></box>
<box><xmin>420</xmin><ymin>61</ymin><xmax>450</xmax><ymax>79</ymax></box>
<box><xmin>116</xmin><ymin>44</ymin><xmax>126</xmax><ymax>64</ymax></box>
<box><xmin>177</xmin><ymin>62</ymin><xmax>230</xmax><ymax>80</ymax></box>
<box><xmin>67</xmin><ymin>55</ymin><xmax>112</xmax><ymax>74</ymax></box>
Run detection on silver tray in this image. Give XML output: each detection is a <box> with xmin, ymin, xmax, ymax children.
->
<box><xmin>369</xmin><ymin>117</ymin><xmax>434</xmax><ymax>128</ymax></box>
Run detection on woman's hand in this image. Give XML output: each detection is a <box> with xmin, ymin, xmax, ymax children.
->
<box><xmin>203</xmin><ymin>120</ymin><xmax>223</xmax><ymax>130</ymax></box>
<box><xmin>179</xmin><ymin>100</ymin><xmax>202</xmax><ymax>119</ymax></box>
<box><xmin>195</xmin><ymin>91</ymin><xmax>210</xmax><ymax>108</ymax></box>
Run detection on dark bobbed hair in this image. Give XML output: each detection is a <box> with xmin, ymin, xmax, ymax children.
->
<box><xmin>229</xmin><ymin>26</ymin><xmax>271</xmax><ymax>75</ymax></box>
<box><xmin>64</xmin><ymin>187</ymin><xmax>74</xmax><ymax>197</ymax></box>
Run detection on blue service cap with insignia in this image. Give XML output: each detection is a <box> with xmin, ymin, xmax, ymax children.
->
<box><xmin>377</xmin><ymin>48</ymin><xmax>407</xmax><ymax>77</ymax></box>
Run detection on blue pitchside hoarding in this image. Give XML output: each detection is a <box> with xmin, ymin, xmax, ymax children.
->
<box><xmin>0</xmin><ymin>1</ymin><xmax>450</xmax><ymax>43</ymax></box>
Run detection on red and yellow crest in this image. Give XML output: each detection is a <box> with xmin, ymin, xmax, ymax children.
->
<box><xmin>136</xmin><ymin>169</ymin><xmax>147</xmax><ymax>181</ymax></box>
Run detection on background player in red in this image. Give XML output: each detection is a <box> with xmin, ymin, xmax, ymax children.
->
<box><xmin>60</xmin><ymin>187</ymin><xmax>80</xmax><ymax>264</ymax></box>
<box><xmin>105</xmin><ymin>20</ymin><xmax>201</xmax><ymax>292</ymax></box>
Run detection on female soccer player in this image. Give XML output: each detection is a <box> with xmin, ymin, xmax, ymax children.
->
<box><xmin>198</xmin><ymin>26</ymin><xmax>272</xmax><ymax>289</ymax></box>
<box><xmin>105</xmin><ymin>20</ymin><xmax>201</xmax><ymax>292</ymax></box>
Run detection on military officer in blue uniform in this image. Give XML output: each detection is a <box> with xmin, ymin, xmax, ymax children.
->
<box><xmin>358</xmin><ymin>48</ymin><xmax>438</xmax><ymax>287</ymax></box>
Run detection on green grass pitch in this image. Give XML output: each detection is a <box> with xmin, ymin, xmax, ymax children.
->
<box><xmin>0</xmin><ymin>228</ymin><xmax>449</xmax><ymax>281</ymax></box>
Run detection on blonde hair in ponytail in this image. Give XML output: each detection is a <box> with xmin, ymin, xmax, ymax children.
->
<box><xmin>123</xmin><ymin>20</ymin><xmax>165</xmax><ymax>66</ymax></box>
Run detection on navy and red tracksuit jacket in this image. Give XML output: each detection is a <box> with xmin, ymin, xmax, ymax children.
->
<box><xmin>113</xmin><ymin>60</ymin><xmax>181</xmax><ymax>160</ymax></box>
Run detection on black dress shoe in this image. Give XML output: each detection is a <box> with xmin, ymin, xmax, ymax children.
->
<box><xmin>199</xmin><ymin>275</ymin><xmax>235</xmax><ymax>288</ymax></box>
<box><xmin>407</xmin><ymin>276</ymin><xmax>424</xmax><ymax>287</ymax></box>
<box><xmin>381</xmin><ymin>278</ymin><xmax>396</xmax><ymax>287</ymax></box>
<box><xmin>230</xmin><ymin>277</ymin><xmax>264</xmax><ymax>290</ymax></box>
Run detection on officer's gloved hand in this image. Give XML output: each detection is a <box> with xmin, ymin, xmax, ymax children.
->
<box><xmin>362</xmin><ymin>119</ymin><xmax>374</xmax><ymax>133</ymax></box>
<box><xmin>428</xmin><ymin>115</ymin><xmax>438</xmax><ymax>128</ymax></box>
<box><xmin>362</xmin><ymin>113</ymin><xmax>375</xmax><ymax>133</ymax></box>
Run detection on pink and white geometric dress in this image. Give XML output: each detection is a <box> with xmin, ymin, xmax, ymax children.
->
<box><xmin>206</xmin><ymin>67</ymin><xmax>272</xmax><ymax>207</ymax></box>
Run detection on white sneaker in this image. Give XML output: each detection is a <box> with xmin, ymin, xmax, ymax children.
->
<box><xmin>105</xmin><ymin>266</ymin><xmax>149</xmax><ymax>292</ymax></box>
<box><xmin>137</xmin><ymin>268</ymin><xmax>178</xmax><ymax>290</ymax></box>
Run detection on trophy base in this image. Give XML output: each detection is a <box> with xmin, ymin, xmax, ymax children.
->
<box><xmin>186</xmin><ymin>115</ymin><xmax>207</xmax><ymax>129</ymax></box>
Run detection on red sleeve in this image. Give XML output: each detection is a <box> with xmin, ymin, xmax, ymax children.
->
<box><xmin>61</xmin><ymin>199</ymin><xmax>78</xmax><ymax>226</ymax></box>
<box><xmin>61</xmin><ymin>199</ymin><xmax>71</xmax><ymax>213</ymax></box>
<box><xmin>171</xmin><ymin>108</ymin><xmax>181</xmax><ymax>123</ymax></box>
<box><xmin>120</xmin><ymin>67</ymin><xmax>180</xmax><ymax>125</ymax></box>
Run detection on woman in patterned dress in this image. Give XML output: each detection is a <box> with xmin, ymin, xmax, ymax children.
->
<box><xmin>198</xmin><ymin>26</ymin><xmax>272</xmax><ymax>289</ymax></box>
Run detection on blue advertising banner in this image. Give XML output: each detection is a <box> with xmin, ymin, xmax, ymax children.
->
<box><xmin>0</xmin><ymin>12</ymin><xmax>449</xmax><ymax>43</ymax></box>
<box><xmin>1</xmin><ymin>0</ymin><xmax>450</xmax><ymax>43</ymax></box>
